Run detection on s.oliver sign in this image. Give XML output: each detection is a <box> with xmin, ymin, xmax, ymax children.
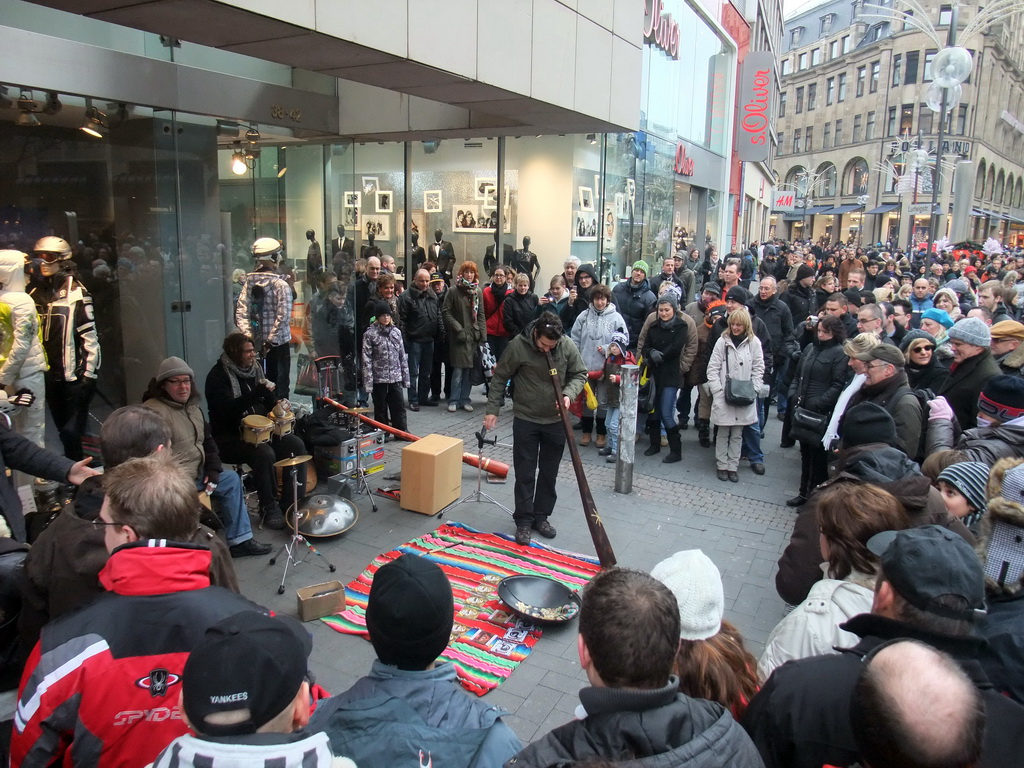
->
<box><xmin>643</xmin><ymin>0</ymin><xmax>680</xmax><ymax>60</ymax></box>
<box><xmin>736</xmin><ymin>52</ymin><xmax>776</xmax><ymax>163</ymax></box>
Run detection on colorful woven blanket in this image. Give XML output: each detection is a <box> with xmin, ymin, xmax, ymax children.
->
<box><xmin>322</xmin><ymin>521</ymin><xmax>601</xmax><ymax>695</ymax></box>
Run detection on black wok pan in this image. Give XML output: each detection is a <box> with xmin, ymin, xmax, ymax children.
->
<box><xmin>497</xmin><ymin>575</ymin><xmax>581</xmax><ymax>624</ymax></box>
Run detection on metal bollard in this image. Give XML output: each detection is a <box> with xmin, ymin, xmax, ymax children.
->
<box><xmin>615</xmin><ymin>363</ymin><xmax>639</xmax><ymax>494</ymax></box>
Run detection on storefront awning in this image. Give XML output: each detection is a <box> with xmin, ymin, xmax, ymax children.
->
<box><xmin>864</xmin><ymin>203</ymin><xmax>900</xmax><ymax>214</ymax></box>
<box><xmin>822</xmin><ymin>204</ymin><xmax>863</xmax><ymax>214</ymax></box>
<box><xmin>783</xmin><ymin>213</ymin><xmax>805</xmax><ymax>221</ymax></box>
<box><xmin>804</xmin><ymin>206</ymin><xmax>833</xmax><ymax>215</ymax></box>
<box><xmin>971</xmin><ymin>208</ymin><xmax>988</xmax><ymax>217</ymax></box>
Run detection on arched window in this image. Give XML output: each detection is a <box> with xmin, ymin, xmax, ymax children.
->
<box><xmin>843</xmin><ymin>158</ymin><xmax>870</xmax><ymax>195</ymax></box>
<box><xmin>1006</xmin><ymin>174</ymin><xmax>1015</xmax><ymax>207</ymax></box>
<box><xmin>976</xmin><ymin>160</ymin><xmax>987</xmax><ymax>199</ymax></box>
<box><xmin>1015</xmin><ymin>178</ymin><xmax>1023</xmax><ymax>208</ymax></box>
<box><xmin>987</xmin><ymin>166</ymin><xmax>996</xmax><ymax>201</ymax></box>
<box><xmin>785</xmin><ymin>166</ymin><xmax>808</xmax><ymax>196</ymax></box>
<box><xmin>815</xmin><ymin>163</ymin><xmax>837</xmax><ymax>198</ymax></box>
<box><xmin>995</xmin><ymin>170</ymin><xmax>1006</xmax><ymax>205</ymax></box>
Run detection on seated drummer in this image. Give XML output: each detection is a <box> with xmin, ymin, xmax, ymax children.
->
<box><xmin>205</xmin><ymin>332</ymin><xmax>309</xmax><ymax>529</ymax></box>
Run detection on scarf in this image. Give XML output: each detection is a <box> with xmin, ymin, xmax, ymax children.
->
<box><xmin>491</xmin><ymin>281</ymin><xmax>509</xmax><ymax>302</ymax></box>
<box><xmin>219</xmin><ymin>352</ymin><xmax>268</xmax><ymax>399</ymax></box>
<box><xmin>458</xmin><ymin>276</ymin><xmax>480</xmax><ymax>323</ymax></box>
<box><xmin>822</xmin><ymin>373</ymin><xmax>866</xmax><ymax>450</ymax></box>
<box><xmin>729</xmin><ymin>331</ymin><xmax>747</xmax><ymax>346</ymax></box>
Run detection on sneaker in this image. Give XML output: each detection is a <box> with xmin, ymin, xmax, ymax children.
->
<box><xmin>606</xmin><ymin>454</ymin><xmax>616</xmax><ymax>463</ymax></box>
<box><xmin>262</xmin><ymin>509</ymin><xmax>286</xmax><ymax>530</ymax></box>
<box><xmin>514</xmin><ymin>525</ymin><xmax>532</xmax><ymax>546</ymax></box>
<box><xmin>660</xmin><ymin>436</ymin><xmax>668</xmax><ymax>447</ymax></box>
<box><xmin>598</xmin><ymin>446</ymin><xmax>612</xmax><ymax>456</ymax></box>
<box><xmin>462</xmin><ymin>404</ymin><xmax>474</xmax><ymax>412</ymax></box>
<box><xmin>728</xmin><ymin>471</ymin><xmax>739</xmax><ymax>483</ymax></box>
<box><xmin>229</xmin><ymin>538</ymin><xmax>273</xmax><ymax>558</ymax></box>
<box><xmin>447</xmin><ymin>403</ymin><xmax>458</xmax><ymax>412</ymax></box>
<box><xmin>532</xmin><ymin>519</ymin><xmax>557</xmax><ymax>538</ymax></box>
<box><xmin>751</xmin><ymin>462</ymin><xmax>766</xmax><ymax>475</ymax></box>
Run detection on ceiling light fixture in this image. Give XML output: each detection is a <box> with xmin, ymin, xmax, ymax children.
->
<box><xmin>587</xmin><ymin>133</ymin><xmax>597</xmax><ymax>144</ymax></box>
<box><xmin>14</xmin><ymin>89</ymin><xmax>61</xmax><ymax>127</ymax></box>
<box><xmin>80</xmin><ymin>99</ymin><xmax>108</xmax><ymax>138</ymax></box>
<box><xmin>230</xmin><ymin>126</ymin><xmax>262</xmax><ymax>176</ymax></box>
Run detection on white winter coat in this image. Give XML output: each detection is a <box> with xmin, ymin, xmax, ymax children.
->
<box><xmin>756</xmin><ymin>569</ymin><xmax>875</xmax><ymax>681</ymax></box>
<box><xmin>706</xmin><ymin>333</ymin><xmax>764</xmax><ymax>427</ymax></box>
<box><xmin>571</xmin><ymin>303</ymin><xmax>627</xmax><ymax>371</ymax></box>
<box><xmin>0</xmin><ymin>290</ymin><xmax>47</xmax><ymax>384</ymax></box>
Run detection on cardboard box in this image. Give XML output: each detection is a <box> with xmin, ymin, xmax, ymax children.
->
<box><xmin>296</xmin><ymin>580</ymin><xmax>345</xmax><ymax>622</ymax></box>
<box><xmin>401</xmin><ymin>434</ymin><xmax>464</xmax><ymax>515</ymax></box>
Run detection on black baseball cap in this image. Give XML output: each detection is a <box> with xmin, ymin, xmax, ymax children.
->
<box><xmin>867</xmin><ymin>526</ymin><xmax>986</xmax><ymax>621</ymax></box>
<box><xmin>182</xmin><ymin>611</ymin><xmax>312</xmax><ymax>736</ymax></box>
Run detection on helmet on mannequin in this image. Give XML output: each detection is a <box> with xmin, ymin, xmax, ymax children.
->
<box><xmin>34</xmin><ymin>236</ymin><xmax>73</xmax><ymax>277</ymax></box>
<box><xmin>252</xmin><ymin>237</ymin><xmax>282</xmax><ymax>263</ymax></box>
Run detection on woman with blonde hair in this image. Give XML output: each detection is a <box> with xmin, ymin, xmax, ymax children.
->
<box><xmin>932</xmin><ymin>287</ymin><xmax>962</xmax><ymax>322</ymax></box>
<box><xmin>706</xmin><ymin>307</ymin><xmax>764</xmax><ymax>482</ymax></box>
<box><xmin>758</xmin><ymin>482</ymin><xmax>910</xmax><ymax>679</ymax></box>
<box><xmin>652</xmin><ymin>550</ymin><xmax>760</xmax><ymax>719</ymax></box>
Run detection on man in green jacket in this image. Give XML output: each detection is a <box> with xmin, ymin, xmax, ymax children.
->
<box><xmin>484</xmin><ymin>313</ymin><xmax>587</xmax><ymax>545</ymax></box>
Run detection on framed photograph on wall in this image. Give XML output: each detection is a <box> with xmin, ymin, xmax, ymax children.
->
<box><xmin>602</xmin><ymin>204</ymin><xmax>617</xmax><ymax>250</ymax></box>
<box><xmin>363</xmin><ymin>215</ymin><xmax>390</xmax><ymax>241</ymax></box>
<box><xmin>423</xmin><ymin>190</ymin><xmax>443</xmax><ymax>213</ymax></box>
<box><xmin>361</xmin><ymin>176</ymin><xmax>379</xmax><ymax>195</ymax></box>
<box><xmin>343</xmin><ymin>207</ymin><xmax>359</xmax><ymax>228</ymax></box>
<box><xmin>375</xmin><ymin>190</ymin><xmax>394</xmax><ymax>213</ymax></box>
<box><xmin>578</xmin><ymin>186</ymin><xmax>594</xmax><ymax>212</ymax></box>
<box><xmin>343</xmin><ymin>191</ymin><xmax>361</xmax><ymax>209</ymax></box>
<box><xmin>453</xmin><ymin>204</ymin><xmax>482</xmax><ymax>233</ymax></box>
<box><xmin>614</xmin><ymin>192</ymin><xmax>627</xmax><ymax>219</ymax></box>
<box><xmin>474</xmin><ymin>178</ymin><xmax>497</xmax><ymax>203</ymax></box>
<box><xmin>572</xmin><ymin>212</ymin><xmax>598</xmax><ymax>242</ymax></box>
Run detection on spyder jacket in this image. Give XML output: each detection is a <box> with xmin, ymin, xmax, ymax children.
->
<box><xmin>235</xmin><ymin>270</ymin><xmax>293</xmax><ymax>347</ymax></box>
<box><xmin>28</xmin><ymin>275</ymin><xmax>100</xmax><ymax>382</ymax></box>
<box><xmin>0</xmin><ymin>290</ymin><xmax>47</xmax><ymax>384</ymax></box>
<box><xmin>12</xmin><ymin>541</ymin><xmax>264</xmax><ymax>768</ymax></box>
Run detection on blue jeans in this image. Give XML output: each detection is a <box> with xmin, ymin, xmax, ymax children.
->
<box><xmin>198</xmin><ymin>471</ymin><xmax>254</xmax><ymax>546</ymax></box>
<box><xmin>406</xmin><ymin>339</ymin><xmax>433</xmax><ymax>405</ymax></box>
<box><xmin>657</xmin><ymin>386</ymin><xmax>679</xmax><ymax>430</ymax></box>
<box><xmin>606</xmin><ymin>407</ymin><xmax>621</xmax><ymax>453</ymax></box>
<box><xmin>741</xmin><ymin>400</ymin><xmax>765</xmax><ymax>464</ymax></box>
<box><xmin>449</xmin><ymin>367</ymin><xmax>473</xmax><ymax>407</ymax></box>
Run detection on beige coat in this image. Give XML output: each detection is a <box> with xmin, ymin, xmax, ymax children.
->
<box><xmin>706</xmin><ymin>333</ymin><xmax>764</xmax><ymax>427</ymax></box>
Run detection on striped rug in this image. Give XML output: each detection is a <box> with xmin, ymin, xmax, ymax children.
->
<box><xmin>321</xmin><ymin>521</ymin><xmax>601</xmax><ymax>695</ymax></box>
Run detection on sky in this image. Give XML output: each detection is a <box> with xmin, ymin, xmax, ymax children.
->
<box><xmin>782</xmin><ymin>0</ymin><xmax>828</xmax><ymax>20</ymax></box>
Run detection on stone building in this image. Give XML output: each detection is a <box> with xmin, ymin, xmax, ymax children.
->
<box><xmin>772</xmin><ymin>0</ymin><xmax>1024</xmax><ymax>249</ymax></box>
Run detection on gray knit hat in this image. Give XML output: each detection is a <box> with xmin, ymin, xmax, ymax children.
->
<box><xmin>651</xmin><ymin>550</ymin><xmax>724</xmax><ymax>640</ymax></box>
<box><xmin>937</xmin><ymin>462</ymin><xmax>990</xmax><ymax>514</ymax></box>
<box><xmin>156</xmin><ymin>356</ymin><xmax>194</xmax><ymax>383</ymax></box>
<box><xmin>948</xmin><ymin>317</ymin><xmax>991</xmax><ymax>347</ymax></box>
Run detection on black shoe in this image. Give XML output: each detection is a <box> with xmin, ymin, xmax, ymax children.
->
<box><xmin>751</xmin><ymin>462</ymin><xmax>766</xmax><ymax>475</ymax></box>
<box><xmin>409</xmin><ymin>403</ymin><xmax>420</xmax><ymax>412</ymax></box>
<box><xmin>679</xmin><ymin>421</ymin><xmax>689</xmax><ymax>430</ymax></box>
<box><xmin>514</xmin><ymin>525</ymin><xmax>531</xmax><ymax>546</ymax></box>
<box><xmin>728</xmin><ymin>471</ymin><xmax>739</xmax><ymax>483</ymax></box>
<box><xmin>777</xmin><ymin>412</ymin><xmax>786</xmax><ymax>421</ymax></box>
<box><xmin>424</xmin><ymin>398</ymin><xmax>440</xmax><ymax>407</ymax></box>
<box><xmin>780</xmin><ymin>438</ymin><xmax>796</xmax><ymax>448</ymax></box>
<box><xmin>663</xmin><ymin>452</ymin><xmax>681</xmax><ymax>464</ymax></box>
<box><xmin>262</xmin><ymin>509</ymin><xmax>286</xmax><ymax>530</ymax></box>
<box><xmin>717</xmin><ymin>469</ymin><xmax>729</xmax><ymax>481</ymax></box>
<box><xmin>786</xmin><ymin>495</ymin><xmax>807</xmax><ymax>507</ymax></box>
<box><xmin>532</xmin><ymin>519</ymin><xmax>557</xmax><ymax>538</ymax></box>
<box><xmin>229</xmin><ymin>538</ymin><xmax>273</xmax><ymax>558</ymax></box>
<box><xmin>643</xmin><ymin>444</ymin><xmax>661</xmax><ymax>456</ymax></box>
<box><xmin>598</xmin><ymin>446</ymin><xmax>612</xmax><ymax>456</ymax></box>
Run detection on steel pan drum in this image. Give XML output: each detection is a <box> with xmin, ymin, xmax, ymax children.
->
<box><xmin>497</xmin><ymin>575</ymin><xmax>581</xmax><ymax>624</ymax></box>
<box><xmin>293</xmin><ymin>494</ymin><xmax>358</xmax><ymax>538</ymax></box>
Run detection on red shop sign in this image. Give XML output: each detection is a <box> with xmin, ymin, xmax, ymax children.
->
<box><xmin>674</xmin><ymin>144</ymin><xmax>695</xmax><ymax>176</ymax></box>
<box><xmin>643</xmin><ymin>0</ymin><xmax>680</xmax><ymax>60</ymax></box>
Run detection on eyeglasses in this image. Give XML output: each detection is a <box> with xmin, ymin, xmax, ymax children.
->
<box><xmin>164</xmin><ymin>377</ymin><xmax>191</xmax><ymax>386</ymax></box>
<box><xmin>92</xmin><ymin>517</ymin><xmax>122</xmax><ymax>531</ymax></box>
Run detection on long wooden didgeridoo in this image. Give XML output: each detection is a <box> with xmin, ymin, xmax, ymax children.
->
<box><xmin>544</xmin><ymin>351</ymin><xmax>617</xmax><ymax>568</ymax></box>
<box><xmin>323</xmin><ymin>397</ymin><xmax>509</xmax><ymax>479</ymax></box>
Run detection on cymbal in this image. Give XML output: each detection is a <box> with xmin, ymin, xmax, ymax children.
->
<box><xmin>343</xmin><ymin>406</ymin><xmax>373</xmax><ymax>414</ymax></box>
<box><xmin>273</xmin><ymin>454</ymin><xmax>312</xmax><ymax>468</ymax></box>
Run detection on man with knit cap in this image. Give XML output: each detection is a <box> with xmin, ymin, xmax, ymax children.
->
<box><xmin>613</xmin><ymin>260</ymin><xmax>657</xmax><ymax>350</ymax></box>
<box><xmin>746</xmin><ymin>525</ymin><xmax>1024</xmax><ymax>768</ymax></box>
<box><xmin>144</xmin><ymin>357</ymin><xmax>272</xmax><ymax>556</ymax></box>
<box><xmin>310</xmin><ymin>554</ymin><xmax>521</xmax><ymax>768</ymax></box>
<box><xmin>151</xmin><ymin>611</ymin><xmax>349</xmax><ymax>767</ymax></box>
<box><xmin>936</xmin><ymin>317</ymin><xmax>1002</xmax><ymax>430</ymax></box>
<box><xmin>927</xmin><ymin>375</ymin><xmax>1024</xmax><ymax>464</ymax></box>
<box><xmin>510</xmin><ymin>566</ymin><xmax>762</xmax><ymax>768</ymax></box>
<box><xmin>845</xmin><ymin>344</ymin><xmax>924</xmax><ymax>461</ymax></box>
<box><xmin>990</xmin><ymin>320</ymin><xmax>1024</xmax><ymax>376</ymax></box>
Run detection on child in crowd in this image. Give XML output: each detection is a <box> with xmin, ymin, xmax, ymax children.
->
<box><xmin>362</xmin><ymin>299</ymin><xmax>409</xmax><ymax>432</ymax></box>
<box><xmin>936</xmin><ymin>461</ymin><xmax>990</xmax><ymax>534</ymax></box>
<box><xmin>600</xmin><ymin>331</ymin><xmax>636</xmax><ymax>463</ymax></box>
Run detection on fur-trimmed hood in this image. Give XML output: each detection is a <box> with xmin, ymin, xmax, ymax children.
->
<box><xmin>978</xmin><ymin>457</ymin><xmax>1024</xmax><ymax>597</ymax></box>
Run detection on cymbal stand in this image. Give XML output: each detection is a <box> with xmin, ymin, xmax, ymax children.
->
<box><xmin>344</xmin><ymin>412</ymin><xmax>378</xmax><ymax>513</ymax></box>
<box><xmin>269</xmin><ymin>459</ymin><xmax>336</xmax><ymax>595</ymax></box>
<box><xmin>441</xmin><ymin>427</ymin><xmax>513</xmax><ymax>519</ymax></box>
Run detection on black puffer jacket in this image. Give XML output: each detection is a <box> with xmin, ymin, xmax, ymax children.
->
<box><xmin>742</xmin><ymin>613</ymin><xmax>1024</xmax><ymax>768</ymax></box>
<box><xmin>781</xmin><ymin>283</ymin><xmax>816</xmax><ymax>326</ymax></box>
<box><xmin>612</xmin><ymin>279</ymin><xmax>657</xmax><ymax>347</ymax></box>
<box><xmin>789</xmin><ymin>337</ymin><xmax>850</xmax><ymax>417</ymax></box>
<box><xmin>927</xmin><ymin>417</ymin><xmax>1024</xmax><ymax>465</ymax></box>
<box><xmin>775</xmin><ymin>444</ymin><xmax>972</xmax><ymax>605</ymax></box>
<box><xmin>644</xmin><ymin>316</ymin><xmax>689</xmax><ymax>390</ymax></box>
<box><xmin>751</xmin><ymin>294</ymin><xmax>795</xmax><ymax>361</ymax></box>
<box><xmin>503</xmin><ymin>290</ymin><xmax>539</xmax><ymax>339</ymax></box>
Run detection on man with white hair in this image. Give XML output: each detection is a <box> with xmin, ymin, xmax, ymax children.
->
<box><xmin>236</xmin><ymin>237</ymin><xmax>293</xmax><ymax>398</ymax></box>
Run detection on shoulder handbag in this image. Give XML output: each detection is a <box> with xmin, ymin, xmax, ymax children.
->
<box><xmin>790</xmin><ymin>400</ymin><xmax>829</xmax><ymax>444</ymax></box>
<box><xmin>723</xmin><ymin>345</ymin><xmax>756</xmax><ymax>407</ymax></box>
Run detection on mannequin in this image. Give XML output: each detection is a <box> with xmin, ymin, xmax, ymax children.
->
<box><xmin>0</xmin><ymin>250</ymin><xmax>48</xmax><ymax>450</ymax></box>
<box><xmin>430</xmin><ymin>229</ymin><xmax>456</xmax><ymax>285</ymax></box>
<box><xmin>361</xmin><ymin>233</ymin><xmax>383</xmax><ymax>261</ymax></box>
<box><xmin>305</xmin><ymin>229</ymin><xmax>322</xmax><ymax>302</ymax></box>
<box><xmin>331</xmin><ymin>224</ymin><xmax>355</xmax><ymax>276</ymax></box>
<box><xmin>409</xmin><ymin>232</ymin><xmax>426</xmax><ymax>271</ymax></box>
<box><xmin>483</xmin><ymin>231</ymin><xmax>514</xmax><ymax>277</ymax></box>
<box><xmin>511</xmin><ymin>236</ymin><xmax>540</xmax><ymax>291</ymax></box>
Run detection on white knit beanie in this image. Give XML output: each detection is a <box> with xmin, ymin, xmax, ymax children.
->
<box><xmin>650</xmin><ymin>550</ymin><xmax>724</xmax><ymax>640</ymax></box>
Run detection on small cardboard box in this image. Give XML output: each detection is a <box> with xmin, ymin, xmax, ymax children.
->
<box><xmin>401</xmin><ymin>434</ymin><xmax>464</xmax><ymax>515</ymax></box>
<box><xmin>296</xmin><ymin>580</ymin><xmax>345</xmax><ymax>622</ymax></box>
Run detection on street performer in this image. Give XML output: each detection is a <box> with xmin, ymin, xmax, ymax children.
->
<box><xmin>483</xmin><ymin>312</ymin><xmax>586</xmax><ymax>546</ymax></box>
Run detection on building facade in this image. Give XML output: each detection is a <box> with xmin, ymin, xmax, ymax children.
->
<box><xmin>772</xmin><ymin>0</ymin><xmax>1024</xmax><ymax>249</ymax></box>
